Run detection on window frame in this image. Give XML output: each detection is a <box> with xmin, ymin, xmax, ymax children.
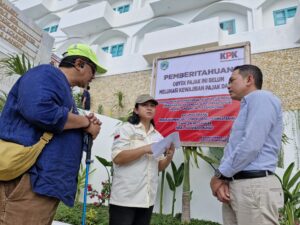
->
<box><xmin>219</xmin><ymin>19</ymin><xmax>236</xmax><ymax>35</ymax></box>
<box><xmin>110</xmin><ymin>43</ymin><xmax>124</xmax><ymax>57</ymax></box>
<box><xmin>50</xmin><ymin>25</ymin><xmax>58</xmax><ymax>33</ymax></box>
<box><xmin>116</xmin><ymin>4</ymin><xmax>130</xmax><ymax>14</ymax></box>
<box><xmin>102</xmin><ymin>46</ymin><xmax>109</xmax><ymax>53</ymax></box>
<box><xmin>273</xmin><ymin>6</ymin><xmax>297</xmax><ymax>26</ymax></box>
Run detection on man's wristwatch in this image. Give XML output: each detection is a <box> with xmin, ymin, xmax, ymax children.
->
<box><xmin>214</xmin><ymin>169</ymin><xmax>223</xmax><ymax>179</ymax></box>
<box><xmin>214</xmin><ymin>169</ymin><xmax>230</xmax><ymax>180</ymax></box>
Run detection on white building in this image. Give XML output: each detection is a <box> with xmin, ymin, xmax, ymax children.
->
<box><xmin>8</xmin><ymin>0</ymin><xmax>300</xmax><ymax>75</ymax></box>
<box><xmin>7</xmin><ymin>0</ymin><xmax>300</xmax><ymax>223</ymax></box>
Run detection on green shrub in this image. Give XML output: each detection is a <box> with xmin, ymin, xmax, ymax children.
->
<box><xmin>54</xmin><ymin>202</ymin><xmax>220</xmax><ymax>225</ymax></box>
<box><xmin>54</xmin><ymin>202</ymin><xmax>83</xmax><ymax>224</ymax></box>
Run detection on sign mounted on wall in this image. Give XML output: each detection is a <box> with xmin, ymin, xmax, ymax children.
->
<box><xmin>0</xmin><ymin>0</ymin><xmax>53</xmax><ymax>64</ymax></box>
<box><xmin>152</xmin><ymin>42</ymin><xmax>251</xmax><ymax>146</ymax></box>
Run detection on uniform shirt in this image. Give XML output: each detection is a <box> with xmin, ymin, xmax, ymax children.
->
<box><xmin>0</xmin><ymin>65</ymin><xmax>83</xmax><ymax>207</ymax></box>
<box><xmin>110</xmin><ymin>122</ymin><xmax>163</xmax><ymax>208</ymax></box>
<box><xmin>219</xmin><ymin>90</ymin><xmax>283</xmax><ymax>177</ymax></box>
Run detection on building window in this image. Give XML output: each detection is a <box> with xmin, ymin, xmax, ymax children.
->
<box><xmin>220</xmin><ymin>19</ymin><xmax>236</xmax><ymax>35</ymax></box>
<box><xmin>114</xmin><ymin>4</ymin><xmax>130</xmax><ymax>14</ymax></box>
<box><xmin>273</xmin><ymin>6</ymin><xmax>297</xmax><ymax>26</ymax></box>
<box><xmin>102</xmin><ymin>47</ymin><xmax>109</xmax><ymax>53</ymax></box>
<box><xmin>50</xmin><ymin>25</ymin><xmax>58</xmax><ymax>33</ymax></box>
<box><xmin>111</xmin><ymin>44</ymin><xmax>124</xmax><ymax>57</ymax></box>
<box><xmin>43</xmin><ymin>25</ymin><xmax>58</xmax><ymax>33</ymax></box>
<box><xmin>102</xmin><ymin>44</ymin><xmax>124</xmax><ymax>57</ymax></box>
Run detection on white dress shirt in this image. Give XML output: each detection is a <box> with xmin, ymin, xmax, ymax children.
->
<box><xmin>110</xmin><ymin>122</ymin><xmax>164</xmax><ymax>208</ymax></box>
<box><xmin>219</xmin><ymin>90</ymin><xmax>283</xmax><ymax>177</ymax></box>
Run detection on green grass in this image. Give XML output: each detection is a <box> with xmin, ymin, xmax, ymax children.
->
<box><xmin>54</xmin><ymin>203</ymin><xmax>221</xmax><ymax>225</ymax></box>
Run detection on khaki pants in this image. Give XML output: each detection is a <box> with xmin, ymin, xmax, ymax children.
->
<box><xmin>0</xmin><ymin>174</ymin><xmax>59</xmax><ymax>225</ymax></box>
<box><xmin>222</xmin><ymin>175</ymin><xmax>284</xmax><ymax>225</ymax></box>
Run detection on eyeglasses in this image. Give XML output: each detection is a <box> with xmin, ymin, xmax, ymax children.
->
<box><xmin>84</xmin><ymin>61</ymin><xmax>96</xmax><ymax>76</ymax></box>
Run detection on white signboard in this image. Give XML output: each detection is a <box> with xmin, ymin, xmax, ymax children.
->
<box><xmin>155</xmin><ymin>47</ymin><xmax>245</xmax><ymax>99</ymax></box>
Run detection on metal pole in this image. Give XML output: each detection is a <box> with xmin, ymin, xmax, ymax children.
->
<box><xmin>81</xmin><ymin>133</ymin><xmax>93</xmax><ymax>225</ymax></box>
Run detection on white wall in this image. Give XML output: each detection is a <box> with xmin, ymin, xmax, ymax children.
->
<box><xmin>81</xmin><ymin>113</ymin><xmax>121</xmax><ymax>204</ymax></box>
<box><xmin>262</xmin><ymin>0</ymin><xmax>299</xmax><ymax>29</ymax></box>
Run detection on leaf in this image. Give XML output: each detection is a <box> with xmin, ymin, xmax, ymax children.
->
<box><xmin>191</xmin><ymin>149</ymin><xmax>199</xmax><ymax>168</ymax></box>
<box><xmin>283</xmin><ymin>162</ymin><xmax>295</xmax><ymax>189</ymax></box>
<box><xmin>291</xmin><ymin>192</ymin><xmax>300</xmax><ymax>203</ymax></box>
<box><xmin>171</xmin><ymin>161</ymin><xmax>177</xmax><ymax>176</ymax></box>
<box><xmin>0</xmin><ymin>53</ymin><xmax>33</xmax><ymax>75</ymax></box>
<box><xmin>281</xmin><ymin>133</ymin><xmax>290</xmax><ymax>145</ymax></box>
<box><xmin>196</xmin><ymin>151</ymin><xmax>218</xmax><ymax>164</ymax></box>
<box><xmin>175</xmin><ymin>163</ymin><xmax>184</xmax><ymax>187</ymax></box>
<box><xmin>95</xmin><ymin>156</ymin><xmax>112</xmax><ymax>167</ymax></box>
<box><xmin>166</xmin><ymin>172</ymin><xmax>175</xmax><ymax>191</ymax></box>
<box><xmin>209</xmin><ymin>147</ymin><xmax>224</xmax><ymax>162</ymax></box>
<box><xmin>287</xmin><ymin>170</ymin><xmax>300</xmax><ymax>190</ymax></box>
<box><xmin>292</xmin><ymin>182</ymin><xmax>300</xmax><ymax>195</ymax></box>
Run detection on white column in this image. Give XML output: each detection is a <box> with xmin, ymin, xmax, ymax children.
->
<box><xmin>252</xmin><ymin>7</ymin><xmax>263</xmax><ymax>30</ymax></box>
<box><xmin>247</xmin><ymin>9</ymin><xmax>254</xmax><ymax>32</ymax></box>
<box><xmin>132</xmin><ymin>0</ymin><xmax>140</xmax><ymax>10</ymax></box>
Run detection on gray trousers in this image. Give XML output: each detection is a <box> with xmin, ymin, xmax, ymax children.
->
<box><xmin>222</xmin><ymin>175</ymin><xmax>283</xmax><ymax>225</ymax></box>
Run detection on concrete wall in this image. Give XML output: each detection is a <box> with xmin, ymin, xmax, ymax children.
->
<box><xmin>252</xmin><ymin>47</ymin><xmax>300</xmax><ymax>110</ymax></box>
<box><xmin>90</xmin><ymin>70</ymin><xmax>151</xmax><ymax>118</ymax></box>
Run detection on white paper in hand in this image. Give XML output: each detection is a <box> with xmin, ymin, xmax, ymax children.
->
<box><xmin>166</xmin><ymin>132</ymin><xmax>181</xmax><ymax>148</ymax></box>
<box><xmin>151</xmin><ymin>132</ymin><xmax>181</xmax><ymax>158</ymax></box>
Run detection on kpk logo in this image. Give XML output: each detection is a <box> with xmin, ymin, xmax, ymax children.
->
<box><xmin>220</xmin><ymin>51</ymin><xmax>238</xmax><ymax>61</ymax></box>
<box><xmin>160</xmin><ymin>60</ymin><xmax>169</xmax><ymax>70</ymax></box>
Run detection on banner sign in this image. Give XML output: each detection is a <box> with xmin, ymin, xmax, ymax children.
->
<box><xmin>0</xmin><ymin>0</ymin><xmax>53</xmax><ymax>63</ymax></box>
<box><xmin>153</xmin><ymin>45</ymin><xmax>249</xmax><ymax>146</ymax></box>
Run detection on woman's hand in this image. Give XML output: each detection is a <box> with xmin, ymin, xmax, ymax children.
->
<box><xmin>158</xmin><ymin>143</ymin><xmax>175</xmax><ymax>171</ymax></box>
<box><xmin>165</xmin><ymin>143</ymin><xmax>175</xmax><ymax>160</ymax></box>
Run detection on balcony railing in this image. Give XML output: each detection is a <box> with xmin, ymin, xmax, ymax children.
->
<box><xmin>59</xmin><ymin>2</ymin><xmax>113</xmax><ymax>37</ymax></box>
<box><xmin>13</xmin><ymin>0</ymin><xmax>49</xmax><ymax>20</ymax></box>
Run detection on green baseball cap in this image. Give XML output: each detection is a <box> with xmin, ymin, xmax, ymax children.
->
<box><xmin>65</xmin><ymin>43</ymin><xmax>107</xmax><ymax>74</ymax></box>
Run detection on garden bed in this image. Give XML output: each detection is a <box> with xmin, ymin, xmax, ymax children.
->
<box><xmin>54</xmin><ymin>203</ymin><xmax>221</xmax><ymax>225</ymax></box>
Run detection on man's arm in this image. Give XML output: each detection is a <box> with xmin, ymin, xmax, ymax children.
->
<box><xmin>63</xmin><ymin>112</ymin><xmax>90</xmax><ymax>130</ymax></box>
<box><xmin>63</xmin><ymin>112</ymin><xmax>101</xmax><ymax>139</ymax></box>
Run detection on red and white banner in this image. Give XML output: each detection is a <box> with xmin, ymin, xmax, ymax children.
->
<box><xmin>153</xmin><ymin>46</ymin><xmax>247</xmax><ymax>146</ymax></box>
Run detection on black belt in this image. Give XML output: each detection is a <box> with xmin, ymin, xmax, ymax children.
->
<box><xmin>223</xmin><ymin>170</ymin><xmax>274</xmax><ymax>181</ymax></box>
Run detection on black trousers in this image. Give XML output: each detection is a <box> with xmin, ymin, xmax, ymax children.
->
<box><xmin>109</xmin><ymin>204</ymin><xmax>154</xmax><ymax>225</ymax></box>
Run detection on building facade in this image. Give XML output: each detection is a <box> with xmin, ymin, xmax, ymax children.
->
<box><xmin>8</xmin><ymin>0</ymin><xmax>300</xmax><ymax>115</ymax></box>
